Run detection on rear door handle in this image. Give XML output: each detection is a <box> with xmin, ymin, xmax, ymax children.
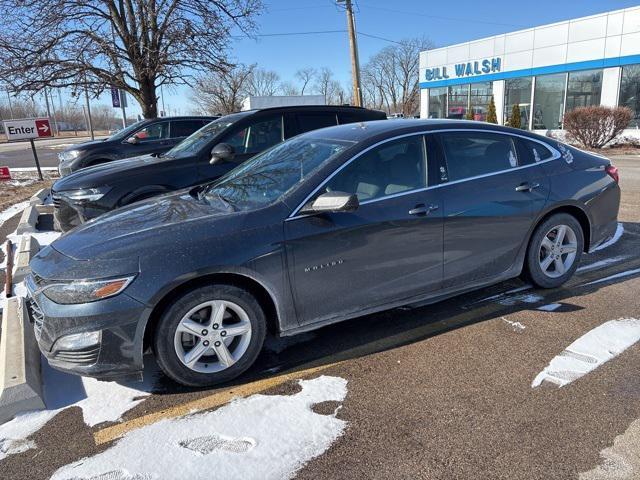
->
<box><xmin>409</xmin><ymin>204</ymin><xmax>439</xmax><ymax>216</ymax></box>
<box><xmin>515</xmin><ymin>182</ymin><xmax>540</xmax><ymax>192</ymax></box>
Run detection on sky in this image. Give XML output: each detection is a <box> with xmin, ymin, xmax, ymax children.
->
<box><xmin>29</xmin><ymin>0</ymin><xmax>640</xmax><ymax>118</ymax></box>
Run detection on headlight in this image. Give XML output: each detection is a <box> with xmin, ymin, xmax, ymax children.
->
<box><xmin>58</xmin><ymin>150</ymin><xmax>81</xmax><ymax>162</ymax></box>
<box><xmin>60</xmin><ymin>187</ymin><xmax>111</xmax><ymax>203</ymax></box>
<box><xmin>42</xmin><ymin>276</ymin><xmax>135</xmax><ymax>304</ymax></box>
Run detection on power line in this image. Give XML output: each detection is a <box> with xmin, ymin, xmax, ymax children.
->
<box><xmin>362</xmin><ymin>4</ymin><xmax>527</xmax><ymax>28</ymax></box>
<box><xmin>231</xmin><ymin>29</ymin><xmax>402</xmax><ymax>44</ymax></box>
<box><xmin>358</xmin><ymin>31</ymin><xmax>403</xmax><ymax>45</ymax></box>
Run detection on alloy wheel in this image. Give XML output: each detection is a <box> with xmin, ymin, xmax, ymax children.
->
<box><xmin>538</xmin><ymin>224</ymin><xmax>578</xmax><ymax>279</ymax></box>
<box><xmin>173</xmin><ymin>300</ymin><xmax>253</xmax><ymax>374</ymax></box>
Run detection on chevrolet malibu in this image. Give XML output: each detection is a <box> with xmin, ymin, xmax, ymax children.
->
<box><xmin>26</xmin><ymin>120</ymin><xmax>621</xmax><ymax>387</ymax></box>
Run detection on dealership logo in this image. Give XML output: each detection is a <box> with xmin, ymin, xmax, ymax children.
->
<box><xmin>425</xmin><ymin>57</ymin><xmax>501</xmax><ymax>81</ymax></box>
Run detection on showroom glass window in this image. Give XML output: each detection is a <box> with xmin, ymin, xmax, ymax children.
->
<box><xmin>565</xmin><ymin>69</ymin><xmax>603</xmax><ymax>112</ymax></box>
<box><xmin>619</xmin><ymin>64</ymin><xmax>640</xmax><ymax>127</ymax></box>
<box><xmin>533</xmin><ymin>73</ymin><xmax>566</xmax><ymax>129</ymax></box>
<box><xmin>504</xmin><ymin>77</ymin><xmax>532</xmax><ymax>128</ymax></box>
<box><xmin>448</xmin><ymin>85</ymin><xmax>469</xmax><ymax>119</ymax></box>
<box><xmin>469</xmin><ymin>82</ymin><xmax>493</xmax><ymax>121</ymax></box>
<box><xmin>428</xmin><ymin>87</ymin><xmax>447</xmax><ymax>118</ymax></box>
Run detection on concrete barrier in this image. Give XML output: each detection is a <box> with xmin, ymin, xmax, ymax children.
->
<box><xmin>0</xmin><ymin>297</ymin><xmax>45</xmax><ymax>424</ymax></box>
<box><xmin>15</xmin><ymin>205</ymin><xmax>38</xmax><ymax>234</ymax></box>
<box><xmin>29</xmin><ymin>188</ymin><xmax>50</xmax><ymax>206</ymax></box>
<box><xmin>13</xmin><ymin>235</ymin><xmax>40</xmax><ymax>284</ymax></box>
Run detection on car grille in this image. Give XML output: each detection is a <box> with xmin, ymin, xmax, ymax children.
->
<box><xmin>52</xmin><ymin>193</ymin><xmax>61</xmax><ymax>209</ymax></box>
<box><xmin>25</xmin><ymin>295</ymin><xmax>44</xmax><ymax>341</ymax></box>
<box><xmin>53</xmin><ymin>346</ymin><xmax>101</xmax><ymax>365</ymax></box>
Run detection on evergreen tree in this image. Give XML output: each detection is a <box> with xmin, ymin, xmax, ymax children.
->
<box><xmin>510</xmin><ymin>103</ymin><xmax>522</xmax><ymax>129</ymax></box>
<box><xmin>465</xmin><ymin>107</ymin><xmax>475</xmax><ymax>120</ymax></box>
<box><xmin>486</xmin><ymin>96</ymin><xmax>498</xmax><ymax>124</ymax></box>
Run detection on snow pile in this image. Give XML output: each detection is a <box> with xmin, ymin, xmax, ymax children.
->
<box><xmin>51</xmin><ymin>376</ymin><xmax>348</xmax><ymax>480</ymax></box>
<box><xmin>537</xmin><ymin>303</ymin><xmax>562</xmax><ymax>312</ymax></box>
<box><xmin>0</xmin><ymin>201</ymin><xmax>30</xmax><ymax>229</ymax></box>
<box><xmin>532</xmin><ymin>318</ymin><xmax>640</xmax><ymax>388</ymax></box>
<box><xmin>0</xmin><ymin>360</ymin><xmax>156</xmax><ymax>460</ymax></box>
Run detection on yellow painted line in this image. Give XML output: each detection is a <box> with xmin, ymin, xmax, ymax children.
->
<box><xmin>93</xmin><ymin>361</ymin><xmax>343</xmax><ymax>446</ymax></box>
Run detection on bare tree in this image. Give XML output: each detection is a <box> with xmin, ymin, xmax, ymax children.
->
<box><xmin>314</xmin><ymin>67</ymin><xmax>346</xmax><ymax>104</ymax></box>
<box><xmin>362</xmin><ymin>37</ymin><xmax>434</xmax><ymax>116</ymax></box>
<box><xmin>246</xmin><ymin>68</ymin><xmax>281</xmax><ymax>96</ymax></box>
<box><xmin>192</xmin><ymin>64</ymin><xmax>255</xmax><ymax>115</ymax></box>
<box><xmin>279</xmin><ymin>81</ymin><xmax>300</xmax><ymax>96</ymax></box>
<box><xmin>295</xmin><ymin>68</ymin><xmax>317</xmax><ymax>95</ymax></box>
<box><xmin>0</xmin><ymin>0</ymin><xmax>263</xmax><ymax>118</ymax></box>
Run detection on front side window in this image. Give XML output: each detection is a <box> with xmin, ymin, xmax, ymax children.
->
<box><xmin>323</xmin><ymin>136</ymin><xmax>427</xmax><ymax>202</ymax></box>
<box><xmin>223</xmin><ymin>115</ymin><xmax>283</xmax><ymax>155</ymax></box>
<box><xmin>620</xmin><ymin>64</ymin><xmax>640</xmax><ymax>127</ymax></box>
<box><xmin>164</xmin><ymin>113</ymin><xmax>246</xmax><ymax>158</ymax></box>
<box><xmin>439</xmin><ymin>132</ymin><xmax>518</xmax><ymax>182</ymax></box>
<box><xmin>129</xmin><ymin>122</ymin><xmax>169</xmax><ymax>142</ymax></box>
<box><xmin>504</xmin><ymin>77</ymin><xmax>532</xmax><ymax>129</ymax></box>
<box><xmin>429</xmin><ymin>87</ymin><xmax>447</xmax><ymax>119</ymax></box>
<box><xmin>566</xmin><ymin>69</ymin><xmax>603</xmax><ymax>112</ymax></box>
<box><xmin>202</xmin><ymin>137</ymin><xmax>352</xmax><ymax>211</ymax></box>
<box><xmin>533</xmin><ymin>73</ymin><xmax>566</xmax><ymax>129</ymax></box>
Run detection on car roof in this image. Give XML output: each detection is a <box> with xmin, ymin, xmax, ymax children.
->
<box><xmin>241</xmin><ymin>105</ymin><xmax>384</xmax><ymax>115</ymax></box>
<box><xmin>301</xmin><ymin>119</ymin><xmax>555</xmax><ymax>143</ymax></box>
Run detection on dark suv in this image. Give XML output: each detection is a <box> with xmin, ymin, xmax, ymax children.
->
<box><xmin>57</xmin><ymin>116</ymin><xmax>218</xmax><ymax>175</ymax></box>
<box><xmin>52</xmin><ymin>106</ymin><xmax>386</xmax><ymax>231</ymax></box>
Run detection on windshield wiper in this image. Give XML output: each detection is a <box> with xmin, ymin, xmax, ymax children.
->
<box><xmin>214</xmin><ymin>192</ymin><xmax>235</xmax><ymax>211</ymax></box>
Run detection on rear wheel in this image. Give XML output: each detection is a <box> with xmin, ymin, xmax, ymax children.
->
<box><xmin>525</xmin><ymin>213</ymin><xmax>584</xmax><ymax>289</ymax></box>
<box><xmin>153</xmin><ymin>284</ymin><xmax>266</xmax><ymax>387</ymax></box>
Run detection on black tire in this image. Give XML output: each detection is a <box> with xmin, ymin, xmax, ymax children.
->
<box><xmin>525</xmin><ymin>213</ymin><xmax>584</xmax><ymax>289</ymax></box>
<box><xmin>153</xmin><ymin>284</ymin><xmax>266</xmax><ymax>387</ymax></box>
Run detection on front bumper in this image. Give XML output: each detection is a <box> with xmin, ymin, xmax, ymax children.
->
<box><xmin>25</xmin><ymin>273</ymin><xmax>150</xmax><ymax>379</ymax></box>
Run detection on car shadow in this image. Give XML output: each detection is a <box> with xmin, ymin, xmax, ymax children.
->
<box><xmin>145</xmin><ymin>221</ymin><xmax>640</xmax><ymax>395</ymax></box>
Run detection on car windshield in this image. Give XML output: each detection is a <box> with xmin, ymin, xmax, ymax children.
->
<box><xmin>107</xmin><ymin>120</ymin><xmax>145</xmax><ymax>141</ymax></box>
<box><xmin>165</xmin><ymin>113</ymin><xmax>247</xmax><ymax>158</ymax></box>
<box><xmin>201</xmin><ymin>137</ymin><xmax>354</xmax><ymax>211</ymax></box>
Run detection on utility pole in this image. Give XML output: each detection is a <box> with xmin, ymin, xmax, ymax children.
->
<box><xmin>338</xmin><ymin>0</ymin><xmax>363</xmax><ymax>107</ymax></box>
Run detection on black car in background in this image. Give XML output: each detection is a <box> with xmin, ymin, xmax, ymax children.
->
<box><xmin>57</xmin><ymin>116</ymin><xmax>218</xmax><ymax>175</ymax></box>
<box><xmin>28</xmin><ymin>120</ymin><xmax>620</xmax><ymax>387</ymax></box>
<box><xmin>52</xmin><ymin>105</ymin><xmax>387</xmax><ymax>231</ymax></box>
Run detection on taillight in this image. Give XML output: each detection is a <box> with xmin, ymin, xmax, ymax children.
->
<box><xmin>606</xmin><ymin>164</ymin><xmax>619</xmax><ymax>183</ymax></box>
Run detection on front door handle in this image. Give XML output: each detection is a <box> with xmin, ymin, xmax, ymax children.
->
<box><xmin>409</xmin><ymin>204</ymin><xmax>438</xmax><ymax>216</ymax></box>
<box><xmin>515</xmin><ymin>182</ymin><xmax>540</xmax><ymax>192</ymax></box>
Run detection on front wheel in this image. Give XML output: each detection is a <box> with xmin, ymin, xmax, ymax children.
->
<box><xmin>525</xmin><ymin>213</ymin><xmax>584</xmax><ymax>289</ymax></box>
<box><xmin>153</xmin><ymin>284</ymin><xmax>266</xmax><ymax>387</ymax></box>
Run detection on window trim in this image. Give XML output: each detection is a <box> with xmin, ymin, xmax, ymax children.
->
<box><xmin>287</xmin><ymin>128</ymin><xmax>560</xmax><ymax>220</ymax></box>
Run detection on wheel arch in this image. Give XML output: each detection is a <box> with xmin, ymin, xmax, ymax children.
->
<box><xmin>532</xmin><ymin>203</ymin><xmax>592</xmax><ymax>252</ymax></box>
<box><xmin>142</xmin><ymin>272</ymin><xmax>280</xmax><ymax>353</ymax></box>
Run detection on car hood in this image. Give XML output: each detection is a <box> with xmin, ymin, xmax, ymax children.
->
<box><xmin>50</xmin><ymin>189</ymin><xmax>237</xmax><ymax>260</ymax></box>
<box><xmin>63</xmin><ymin>139</ymin><xmax>108</xmax><ymax>152</ymax></box>
<box><xmin>54</xmin><ymin>154</ymin><xmax>171</xmax><ymax>190</ymax></box>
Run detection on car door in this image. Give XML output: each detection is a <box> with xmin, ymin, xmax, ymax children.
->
<box><xmin>435</xmin><ymin>130</ymin><xmax>550</xmax><ymax>289</ymax></box>
<box><xmin>121</xmin><ymin>121</ymin><xmax>171</xmax><ymax>158</ymax></box>
<box><xmin>284</xmin><ymin>134</ymin><xmax>444</xmax><ymax>326</ymax></box>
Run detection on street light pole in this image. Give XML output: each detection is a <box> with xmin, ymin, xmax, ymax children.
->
<box><xmin>338</xmin><ymin>0</ymin><xmax>363</xmax><ymax>107</ymax></box>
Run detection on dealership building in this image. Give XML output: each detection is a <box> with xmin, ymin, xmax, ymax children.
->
<box><xmin>419</xmin><ymin>6</ymin><xmax>640</xmax><ymax>135</ymax></box>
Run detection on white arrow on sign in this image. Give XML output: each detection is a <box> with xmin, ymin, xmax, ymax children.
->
<box><xmin>38</xmin><ymin>123</ymin><xmax>49</xmax><ymax>133</ymax></box>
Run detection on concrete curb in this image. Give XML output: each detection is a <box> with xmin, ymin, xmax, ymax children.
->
<box><xmin>0</xmin><ymin>297</ymin><xmax>45</xmax><ymax>424</ymax></box>
<box><xmin>15</xmin><ymin>205</ymin><xmax>38</xmax><ymax>234</ymax></box>
<box><xmin>13</xmin><ymin>235</ymin><xmax>40</xmax><ymax>284</ymax></box>
<box><xmin>29</xmin><ymin>188</ymin><xmax>50</xmax><ymax>206</ymax></box>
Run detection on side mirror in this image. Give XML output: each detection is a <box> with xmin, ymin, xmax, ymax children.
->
<box><xmin>126</xmin><ymin>136</ymin><xmax>139</xmax><ymax>145</ymax></box>
<box><xmin>210</xmin><ymin>143</ymin><xmax>236</xmax><ymax>165</ymax></box>
<box><xmin>300</xmin><ymin>191</ymin><xmax>359</xmax><ymax>215</ymax></box>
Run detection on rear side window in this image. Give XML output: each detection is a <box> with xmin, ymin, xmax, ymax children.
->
<box><xmin>439</xmin><ymin>132</ymin><xmax>518</xmax><ymax>182</ymax></box>
<box><xmin>128</xmin><ymin>122</ymin><xmax>169</xmax><ymax>143</ymax></box>
<box><xmin>516</xmin><ymin>138</ymin><xmax>554</xmax><ymax>164</ymax></box>
<box><xmin>297</xmin><ymin>113</ymin><xmax>338</xmax><ymax>133</ymax></box>
<box><xmin>170</xmin><ymin>120</ymin><xmax>206</xmax><ymax>138</ymax></box>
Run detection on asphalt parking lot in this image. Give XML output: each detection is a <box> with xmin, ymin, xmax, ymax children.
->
<box><xmin>0</xmin><ymin>137</ymin><xmax>105</xmax><ymax>169</ymax></box>
<box><xmin>0</xmin><ymin>154</ymin><xmax>639</xmax><ymax>480</ymax></box>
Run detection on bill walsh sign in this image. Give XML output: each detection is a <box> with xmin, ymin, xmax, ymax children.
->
<box><xmin>2</xmin><ymin>118</ymin><xmax>52</xmax><ymax>141</ymax></box>
<box><xmin>424</xmin><ymin>57</ymin><xmax>502</xmax><ymax>81</ymax></box>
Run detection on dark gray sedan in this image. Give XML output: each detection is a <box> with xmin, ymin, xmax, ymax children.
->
<box><xmin>27</xmin><ymin>120</ymin><xmax>620</xmax><ymax>386</ymax></box>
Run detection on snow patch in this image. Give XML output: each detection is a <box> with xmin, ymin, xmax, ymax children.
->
<box><xmin>0</xmin><ymin>360</ymin><xmax>157</xmax><ymax>460</ymax></box>
<box><xmin>537</xmin><ymin>303</ymin><xmax>562</xmax><ymax>312</ymax></box>
<box><xmin>532</xmin><ymin>318</ymin><xmax>640</xmax><ymax>388</ymax></box>
<box><xmin>592</xmin><ymin>224</ymin><xmax>624</xmax><ymax>252</ymax></box>
<box><xmin>498</xmin><ymin>292</ymin><xmax>544</xmax><ymax>306</ymax></box>
<box><xmin>585</xmin><ymin>268</ymin><xmax>640</xmax><ymax>286</ymax></box>
<box><xmin>0</xmin><ymin>201</ymin><xmax>30</xmax><ymax>229</ymax></box>
<box><xmin>51</xmin><ymin>376</ymin><xmax>348</xmax><ymax>480</ymax></box>
<box><xmin>502</xmin><ymin>318</ymin><xmax>526</xmax><ymax>331</ymax></box>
